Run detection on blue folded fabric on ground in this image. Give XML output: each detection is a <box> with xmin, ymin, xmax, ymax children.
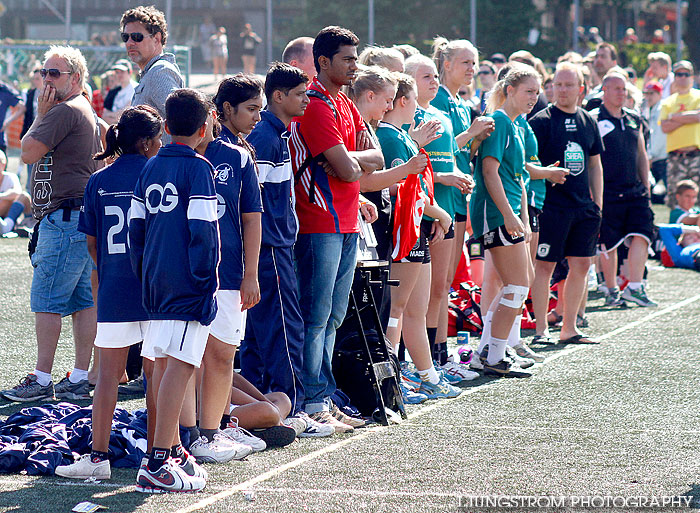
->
<box><xmin>0</xmin><ymin>402</ymin><xmax>151</xmax><ymax>474</ymax></box>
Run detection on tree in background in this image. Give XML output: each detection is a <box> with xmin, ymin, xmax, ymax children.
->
<box><xmin>279</xmin><ymin>0</ymin><xmax>537</xmax><ymax>60</ymax></box>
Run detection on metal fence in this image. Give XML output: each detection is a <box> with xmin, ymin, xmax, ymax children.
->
<box><xmin>0</xmin><ymin>43</ymin><xmax>191</xmax><ymax>87</ymax></box>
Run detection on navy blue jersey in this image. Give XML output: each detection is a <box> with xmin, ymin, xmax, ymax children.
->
<box><xmin>205</xmin><ymin>138</ymin><xmax>262</xmax><ymax>290</ymax></box>
<box><xmin>247</xmin><ymin>110</ymin><xmax>297</xmax><ymax>248</ymax></box>
<box><xmin>78</xmin><ymin>154</ymin><xmax>149</xmax><ymax>323</ymax></box>
<box><xmin>129</xmin><ymin>144</ymin><xmax>220</xmax><ymax>325</ymax></box>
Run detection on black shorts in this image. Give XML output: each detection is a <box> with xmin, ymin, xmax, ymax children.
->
<box><xmin>551</xmin><ymin>258</ymin><xmax>569</xmax><ymax>284</ymax></box>
<box><xmin>599</xmin><ymin>196</ymin><xmax>655</xmax><ymax>251</ymax></box>
<box><xmin>443</xmin><ymin>220</ymin><xmax>455</xmax><ymax>240</ymax></box>
<box><xmin>400</xmin><ymin>219</ymin><xmax>432</xmax><ymax>264</ymax></box>
<box><xmin>479</xmin><ymin>225</ymin><xmax>525</xmax><ymax>250</ymax></box>
<box><xmin>537</xmin><ymin>203</ymin><xmax>601</xmax><ymax>262</ymax></box>
<box><xmin>466</xmin><ymin>237</ymin><xmax>484</xmax><ymax>261</ymax></box>
<box><xmin>528</xmin><ymin>205</ymin><xmax>542</xmax><ymax>233</ymax></box>
<box><xmin>454</xmin><ymin>212</ymin><xmax>468</xmax><ymax>223</ymax></box>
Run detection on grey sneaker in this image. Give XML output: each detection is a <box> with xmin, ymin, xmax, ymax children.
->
<box><xmin>604</xmin><ymin>288</ymin><xmax>626</xmax><ymax>307</ymax></box>
<box><xmin>118</xmin><ymin>374</ymin><xmax>145</xmax><ymax>395</ymax></box>
<box><xmin>621</xmin><ymin>285</ymin><xmax>658</xmax><ymax>307</ymax></box>
<box><xmin>512</xmin><ymin>342</ymin><xmax>546</xmax><ymax>363</ymax></box>
<box><xmin>2</xmin><ymin>374</ymin><xmax>54</xmax><ymax>402</ymax></box>
<box><xmin>55</xmin><ymin>376</ymin><xmax>91</xmax><ymax>400</ymax></box>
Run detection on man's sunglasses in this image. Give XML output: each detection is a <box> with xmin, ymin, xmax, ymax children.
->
<box><xmin>675</xmin><ymin>72</ymin><xmax>692</xmax><ymax>78</ymax></box>
<box><xmin>478</xmin><ymin>70</ymin><xmax>493</xmax><ymax>75</ymax></box>
<box><xmin>121</xmin><ymin>32</ymin><xmax>150</xmax><ymax>43</ymax></box>
<box><xmin>40</xmin><ymin>68</ymin><xmax>71</xmax><ymax>79</ymax></box>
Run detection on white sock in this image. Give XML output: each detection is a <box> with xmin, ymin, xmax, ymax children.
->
<box><xmin>477</xmin><ymin>311</ymin><xmax>493</xmax><ymax>354</ymax></box>
<box><xmin>487</xmin><ymin>337</ymin><xmax>508</xmax><ymax>365</ymax></box>
<box><xmin>0</xmin><ymin>218</ymin><xmax>12</xmax><ymax>234</ymax></box>
<box><xmin>69</xmin><ymin>368</ymin><xmax>89</xmax><ymax>383</ymax></box>
<box><xmin>417</xmin><ymin>366</ymin><xmax>440</xmax><ymax>385</ymax></box>
<box><xmin>32</xmin><ymin>369</ymin><xmax>52</xmax><ymax>386</ymax></box>
<box><xmin>507</xmin><ymin>316</ymin><xmax>521</xmax><ymax>347</ymax></box>
<box><xmin>628</xmin><ymin>282</ymin><xmax>642</xmax><ymax>290</ymax></box>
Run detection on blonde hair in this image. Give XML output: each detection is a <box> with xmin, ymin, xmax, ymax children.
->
<box><xmin>44</xmin><ymin>45</ymin><xmax>88</xmax><ymax>89</ymax></box>
<box><xmin>647</xmin><ymin>51</ymin><xmax>672</xmax><ymax>69</ymax></box>
<box><xmin>358</xmin><ymin>46</ymin><xmax>405</xmax><ymax>71</ymax></box>
<box><xmin>404</xmin><ymin>54</ymin><xmax>436</xmax><ymax>79</ymax></box>
<box><xmin>432</xmin><ymin>37</ymin><xmax>478</xmax><ymax>81</ymax></box>
<box><xmin>486</xmin><ymin>63</ymin><xmax>540</xmax><ymax>113</ymax></box>
<box><xmin>554</xmin><ymin>61</ymin><xmax>584</xmax><ymax>86</ymax></box>
<box><xmin>557</xmin><ymin>51</ymin><xmax>583</xmax><ymax>65</ymax></box>
<box><xmin>626</xmin><ymin>81</ymin><xmax>642</xmax><ymax>111</ymax></box>
<box><xmin>347</xmin><ymin>65</ymin><xmax>398</xmax><ymax>103</ymax></box>
<box><xmin>393</xmin><ymin>72</ymin><xmax>417</xmax><ymax>105</ymax></box>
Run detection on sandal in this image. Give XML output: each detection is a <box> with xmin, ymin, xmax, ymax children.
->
<box><xmin>576</xmin><ymin>314</ymin><xmax>589</xmax><ymax>328</ymax></box>
<box><xmin>547</xmin><ymin>311</ymin><xmax>563</xmax><ymax>327</ymax></box>
<box><xmin>559</xmin><ymin>334</ymin><xmax>599</xmax><ymax>345</ymax></box>
<box><xmin>531</xmin><ymin>334</ymin><xmax>556</xmax><ymax>345</ymax></box>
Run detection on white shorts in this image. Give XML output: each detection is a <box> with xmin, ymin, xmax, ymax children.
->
<box><xmin>141</xmin><ymin>320</ymin><xmax>210</xmax><ymax>367</ymax></box>
<box><xmin>94</xmin><ymin>321</ymin><xmax>149</xmax><ymax>349</ymax></box>
<box><xmin>209</xmin><ymin>290</ymin><xmax>247</xmax><ymax>346</ymax></box>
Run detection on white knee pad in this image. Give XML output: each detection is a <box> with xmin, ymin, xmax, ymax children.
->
<box><xmin>499</xmin><ymin>285</ymin><xmax>529</xmax><ymax>309</ymax></box>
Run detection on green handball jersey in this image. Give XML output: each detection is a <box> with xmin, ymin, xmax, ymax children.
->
<box><xmin>431</xmin><ymin>85</ymin><xmax>473</xmax><ymax>217</ymax></box>
<box><xmin>514</xmin><ymin>115</ymin><xmax>543</xmax><ymax>209</ymax></box>
<box><xmin>376</xmin><ymin>121</ymin><xmax>430</xmax><ymax>219</ymax></box>
<box><xmin>470</xmin><ymin>110</ymin><xmax>527</xmax><ymax>238</ymax></box>
<box><xmin>405</xmin><ymin>105</ymin><xmax>459</xmax><ymax>220</ymax></box>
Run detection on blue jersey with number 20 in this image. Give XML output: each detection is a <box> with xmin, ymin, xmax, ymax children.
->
<box><xmin>79</xmin><ymin>153</ymin><xmax>149</xmax><ymax>322</ymax></box>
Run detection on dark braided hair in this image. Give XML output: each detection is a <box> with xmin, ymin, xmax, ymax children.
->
<box><xmin>94</xmin><ymin>105</ymin><xmax>162</xmax><ymax>160</ymax></box>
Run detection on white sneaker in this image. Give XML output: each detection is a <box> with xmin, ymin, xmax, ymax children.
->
<box><xmin>136</xmin><ymin>458</ymin><xmax>205</xmax><ymax>493</ymax></box>
<box><xmin>189</xmin><ymin>434</ymin><xmax>252</xmax><ymax>463</ymax></box>
<box><xmin>308</xmin><ymin>410</ymin><xmax>354</xmax><ymax>433</ymax></box>
<box><xmin>55</xmin><ymin>454</ymin><xmax>110</xmax><ymax>480</ymax></box>
<box><xmin>505</xmin><ymin>346</ymin><xmax>535</xmax><ymax>369</ymax></box>
<box><xmin>512</xmin><ymin>342</ymin><xmax>546</xmax><ymax>363</ymax></box>
<box><xmin>441</xmin><ymin>357</ymin><xmax>479</xmax><ymax>381</ymax></box>
<box><xmin>294</xmin><ymin>411</ymin><xmax>335</xmax><ymax>438</ymax></box>
<box><xmin>222</xmin><ymin>418</ymin><xmax>266</xmax><ymax>452</ymax></box>
<box><xmin>282</xmin><ymin>415</ymin><xmax>307</xmax><ymax>437</ymax></box>
<box><xmin>470</xmin><ymin>351</ymin><xmax>485</xmax><ymax>370</ymax></box>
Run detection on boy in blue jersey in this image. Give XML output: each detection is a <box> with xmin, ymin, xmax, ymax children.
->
<box><xmin>243</xmin><ymin>63</ymin><xmax>333</xmax><ymax>438</ymax></box>
<box><xmin>56</xmin><ymin>106</ymin><xmax>163</xmax><ymax>481</ymax></box>
<box><xmin>189</xmin><ymin>108</ymin><xmax>266</xmax><ymax>461</ymax></box>
<box><xmin>129</xmin><ymin>89</ymin><xmax>218</xmax><ymax>493</ymax></box>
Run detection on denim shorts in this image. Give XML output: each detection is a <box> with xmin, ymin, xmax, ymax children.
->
<box><xmin>30</xmin><ymin>209</ymin><xmax>94</xmax><ymax>316</ymax></box>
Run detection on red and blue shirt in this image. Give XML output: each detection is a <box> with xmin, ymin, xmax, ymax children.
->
<box><xmin>289</xmin><ymin>77</ymin><xmax>366</xmax><ymax>234</ymax></box>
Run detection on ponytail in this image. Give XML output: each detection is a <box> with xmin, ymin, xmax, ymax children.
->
<box><xmin>94</xmin><ymin>105</ymin><xmax>162</xmax><ymax>160</ymax></box>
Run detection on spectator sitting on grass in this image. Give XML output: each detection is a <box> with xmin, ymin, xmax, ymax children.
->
<box><xmin>0</xmin><ymin>149</ymin><xmax>31</xmax><ymax>236</ymax></box>
<box><xmin>658</xmin><ymin>223</ymin><xmax>700</xmax><ymax>270</ymax></box>
<box><xmin>669</xmin><ymin>180</ymin><xmax>700</xmax><ymax>224</ymax></box>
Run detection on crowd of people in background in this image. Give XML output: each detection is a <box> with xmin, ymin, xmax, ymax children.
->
<box><xmin>0</xmin><ymin>3</ymin><xmax>699</xmax><ymax>495</ymax></box>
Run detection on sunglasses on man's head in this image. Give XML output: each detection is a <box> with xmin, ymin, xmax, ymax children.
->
<box><xmin>40</xmin><ymin>68</ymin><xmax>71</xmax><ymax>79</ymax></box>
<box><xmin>121</xmin><ymin>32</ymin><xmax>149</xmax><ymax>43</ymax></box>
<box><xmin>675</xmin><ymin>72</ymin><xmax>692</xmax><ymax>78</ymax></box>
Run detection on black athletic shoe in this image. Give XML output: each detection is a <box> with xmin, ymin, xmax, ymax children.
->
<box><xmin>252</xmin><ymin>425</ymin><xmax>297</xmax><ymax>448</ymax></box>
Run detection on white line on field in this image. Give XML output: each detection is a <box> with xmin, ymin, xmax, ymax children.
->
<box><xmin>174</xmin><ymin>293</ymin><xmax>700</xmax><ymax>512</ymax></box>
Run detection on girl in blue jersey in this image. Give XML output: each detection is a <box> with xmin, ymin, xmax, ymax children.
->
<box><xmin>469</xmin><ymin>65</ymin><xmax>541</xmax><ymax>376</ymax></box>
<box><xmin>212</xmin><ymin>73</ymin><xmax>264</xmax><ymax>156</ymax></box>
<box><xmin>430</xmin><ymin>38</ymin><xmax>495</xmax><ymax>367</ymax></box>
<box><xmin>57</xmin><ymin>106</ymin><xmax>162</xmax><ymax>480</ymax></box>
